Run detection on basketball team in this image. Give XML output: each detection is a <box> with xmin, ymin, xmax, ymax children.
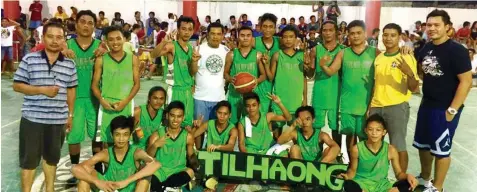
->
<box><xmin>13</xmin><ymin>7</ymin><xmax>472</xmax><ymax>192</ymax></box>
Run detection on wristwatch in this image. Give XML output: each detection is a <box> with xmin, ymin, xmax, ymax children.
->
<box><xmin>447</xmin><ymin>107</ymin><xmax>458</xmax><ymax>115</ymax></box>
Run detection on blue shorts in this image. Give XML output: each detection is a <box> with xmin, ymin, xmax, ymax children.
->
<box><xmin>29</xmin><ymin>20</ymin><xmax>41</xmax><ymax>29</ymax></box>
<box><xmin>413</xmin><ymin>106</ymin><xmax>462</xmax><ymax>158</ymax></box>
<box><xmin>193</xmin><ymin>99</ymin><xmax>218</xmax><ymax>121</ymax></box>
<box><xmin>1</xmin><ymin>46</ymin><xmax>13</xmax><ymax>60</ymax></box>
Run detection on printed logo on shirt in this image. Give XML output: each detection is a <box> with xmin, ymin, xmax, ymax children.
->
<box><xmin>1</xmin><ymin>28</ymin><xmax>11</xmax><ymax>39</ymax></box>
<box><xmin>422</xmin><ymin>50</ymin><xmax>444</xmax><ymax>77</ymax></box>
<box><xmin>205</xmin><ymin>54</ymin><xmax>223</xmax><ymax>74</ymax></box>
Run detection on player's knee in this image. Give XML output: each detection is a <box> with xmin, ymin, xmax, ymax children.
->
<box><xmin>185</xmin><ymin>168</ymin><xmax>195</xmax><ymax>179</ymax></box>
<box><xmin>388</xmin><ymin>187</ymin><xmax>399</xmax><ymax>192</ymax></box>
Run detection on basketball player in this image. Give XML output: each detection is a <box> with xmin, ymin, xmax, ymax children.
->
<box><xmin>369</xmin><ymin>23</ymin><xmax>419</xmax><ymax>173</ymax></box>
<box><xmin>192</xmin><ymin>101</ymin><xmax>237</xmax><ymax>152</ymax></box>
<box><xmin>147</xmin><ymin>101</ymin><xmax>197</xmax><ymax>191</ymax></box>
<box><xmin>72</xmin><ymin>116</ymin><xmax>161</xmax><ymax>192</ymax></box>
<box><xmin>338</xmin><ymin>114</ymin><xmax>418</xmax><ymax>192</ymax></box>
<box><xmin>150</xmin><ymin>16</ymin><xmax>200</xmax><ymax>127</ymax></box>
<box><xmin>277</xmin><ymin>106</ymin><xmax>340</xmax><ymax>163</ymax></box>
<box><xmin>133</xmin><ymin>86</ymin><xmax>167</xmax><ymax>150</ymax></box>
<box><xmin>265</xmin><ymin>25</ymin><xmax>308</xmax><ymax>137</ymax></box>
<box><xmin>92</xmin><ymin>25</ymin><xmax>140</xmax><ymax>144</ymax></box>
<box><xmin>305</xmin><ymin>20</ymin><xmax>345</xmax><ymax>150</ymax></box>
<box><xmin>224</xmin><ymin>26</ymin><xmax>267</xmax><ymax>124</ymax></box>
<box><xmin>253</xmin><ymin>13</ymin><xmax>281</xmax><ymax>114</ymax></box>
<box><xmin>237</xmin><ymin>92</ymin><xmax>292</xmax><ymax>155</ymax></box>
<box><xmin>63</xmin><ymin>10</ymin><xmax>107</xmax><ymax>180</ymax></box>
<box><xmin>413</xmin><ymin>10</ymin><xmax>472</xmax><ymax>192</ymax></box>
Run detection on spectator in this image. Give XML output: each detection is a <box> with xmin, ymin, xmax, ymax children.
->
<box><xmin>54</xmin><ymin>6</ymin><xmax>69</xmax><ymax>22</ymax></box>
<box><xmin>35</xmin><ymin>18</ymin><xmax>48</xmax><ymax>42</ymax></box>
<box><xmin>202</xmin><ymin>15</ymin><xmax>211</xmax><ymax>29</ymax></box>
<box><xmin>401</xmin><ymin>30</ymin><xmax>414</xmax><ymax>48</ymax></box>
<box><xmin>1</xmin><ymin>18</ymin><xmax>24</xmax><ymax>74</ymax></box>
<box><xmin>326</xmin><ymin>1</ymin><xmax>341</xmax><ymax>23</ymax></box>
<box><xmin>306</xmin><ymin>27</ymin><xmax>320</xmax><ymax>48</ymax></box>
<box><xmin>166</xmin><ymin>13</ymin><xmax>177</xmax><ymax>34</ymax></box>
<box><xmin>146</xmin><ymin>11</ymin><xmax>159</xmax><ymax>37</ymax></box>
<box><xmin>420</xmin><ymin>22</ymin><xmax>428</xmax><ymax>41</ymax></box>
<box><xmin>65</xmin><ymin>20</ymin><xmax>77</xmax><ymax>40</ymax></box>
<box><xmin>28</xmin><ymin>0</ymin><xmax>42</xmax><ymax>30</ymax></box>
<box><xmin>227</xmin><ymin>15</ymin><xmax>239</xmax><ymax>32</ymax></box>
<box><xmin>312</xmin><ymin>1</ymin><xmax>325</xmax><ymax>24</ymax></box>
<box><xmin>123</xmin><ymin>23</ymin><xmax>131</xmax><ymax>32</ymax></box>
<box><xmin>456</xmin><ymin>21</ymin><xmax>471</xmax><ymax>45</ymax></box>
<box><xmin>471</xmin><ymin>21</ymin><xmax>477</xmax><ymax>49</ymax></box>
<box><xmin>95</xmin><ymin>11</ymin><xmax>109</xmax><ymax>39</ymax></box>
<box><xmin>122</xmin><ymin>31</ymin><xmax>134</xmax><ymax>54</ymax></box>
<box><xmin>411</xmin><ymin>20</ymin><xmax>421</xmax><ymax>33</ymax></box>
<box><xmin>367</xmin><ymin>28</ymin><xmax>380</xmax><ymax>47</ymax></box>
<box><xmin>253</xmin><ymin>24</ymin><xmax>263</xmax><ymax>37</ymax></box>
<box><xmin>156</xmin><ymin>22</ymin><xmax>168</xmax><ymax>45</ymax></box>
<box><xmin>447</xmin><ymin>21</ymin><xmax>456</xmax><ymax>39</ymax></box>
<box><xmin>70</xmin><ymin>7</ymin><xmax>78</xmax><ymax>21</ymax></box>
<box><xmin>133</xmin><ymin>11</ymin><xmax>146</xmax><ymax>41</ymax></box>
<box><xmin>297</xmin><ymin>16</ymin><xmax>307</xmax><ymax>40</ymax></box>
<box><xmin>289</xmin><ymin>17</ymin><xmax>297</xmax><ymax>29</ymax></box>
<box><xmin>131</xmin><ymin>24</ymin><xmax>141</xmax><ymax>54</ymax></box>
<box><xmin>307</xmin><ymin>15</ymin><xmax>320</xmax><ymax>33</ymax></box>
<box><xmin>111</xmin><ymin>12</ymin><xmax>124</xmax><ymax>27</ymax></box>
<box><xmin>278</xmin><ymin>18</ymin><xmax>287</xmax><ymax>32</ymax></box>
<box><xmin>239</xmin><ymin>14</ymin><xmax>252</xmax><ymax>27</ymax></box>
<box><xmin>17</xmin><ymin>6</ymin><xmax>27</xmax><ymax>29</ymax></box>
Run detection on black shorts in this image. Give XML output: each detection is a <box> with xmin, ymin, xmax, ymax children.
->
<box><xmin>19</xmin><ymin>117</ymin><xmax>65</xmax><ymax>169</ymax></box>
<box><xmin>343</xmin><ymin>179</ymin><xmax>411</xmax><ymax>192</ymax></box>
<box><xmin>150</xmin><ymin>171</ymin><xmax>191</xmax><ymax>192</ymax></box>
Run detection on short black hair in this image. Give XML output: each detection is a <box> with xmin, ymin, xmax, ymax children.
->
<box><xmin>207</xmin><ymin>22</ymin><xmax>224</xmax><ymax>33</ymax></box>
<box><xmin>103</xmin><ymin>25</ymin><xmax>123</xmax><ymax>38</ymax></box>
<box><xmin>463</xmin><ymin>21</ymin><xmax>470</xmax><ymax>27</ymax></box>
<box><xmin>426</xmin><ymin>9</ymin><xmax>451</xmax><ymax>25</ymax></box>
<box><xmin>42</xmin><ymin>22</ymin><xmax>64</xmax><ymax>35</ymax></box>
<box><xmin>99</xmin><ymin>11</ymin><xmax>104</xmax><ymax>16</ymax></box>
<box><xmin>206</xmin><ymin>15</ymin><xmax>211</xmax><ymax>20</ymax></box>
<box><xmin>134</xmin><ymin>11</ymin><xmax>140</xmax><ymax>16</ymax></box>
<box><xmin>215</xmin><ymin>100</ymin><xmax>232</xmax><ymax>112</ymax></box>
<box><xmin>372</xmin><ymin>28</ymin><xmax>380</xmax><ymax>34</ymax></box>
<box><xmin>299</xmin><ymin>16</ymin><xmax>304</xmax><ymax>20</ymax></box>
<box><xmin>366</xmin><ymin>114</ymin><xmax>387</xmax><ymax>131</ymax></box>
<box><xmin>177</xmin><ymin>16</ymin><xmax>194</xmax><ymax>29</ymax></box>
<box><xmin>167</xmin><ymin>101</ymin><xmax>185</xmax><ymax>114</ymax></box>
<box><xmin>230</xmin><ymin>15</ymin><xmax>235</xmax><ymax>20</ymax></box>
<box><xmin>238</xmin><ymin>26</ymin><xmax>253</xmax><ymax>34</ymax></box>
<box><xmin>260</xmin><ymin>13</ymin><xmax>278</xmax><ymax>25</ymax></box>
<box><xmin>318</xmin><ymin>1</ymin><xmax>324</xmax><ymax>6</ymax></box>
<box><xmin>404</xmin><ymin>30</ymin><xmax>410</xmax><ymax>36</ymax></box>
<box><xmin>415</xmin><ymin>20</ymin><xmax>421</xmax><ymax>25</ymax></box>
<box><xmin>168</xmin><ymin>13</ymin><xmax>174</xmax><ymax>19</ymax></box>
<box><xmin>320</xmin><ymin>20</ymin><xmax>338</xmax><ymax>35</ymax></box>
<box><xmin>383</xmin><ymin>23</ymin><xmax>402</xmax><ymax>35</ymax></box>
<box><xmin>469</xmin><ymin>48</ymin><xmax>476</xmax><ymax>54</ymax></box>
<box><xmin>110</xmin><ymin>115</ymin><xmax>135</xmax><ymax>135</ymax></box>
<box><xmin>76</xmin><ymin>10</ymin><xmax>97</xmax><ymax>25</ymax></box>
<box><xmin>123</xmin><ymin>31</ymin><xmax>131</xmax><ymax>39</ymax></box>
<box><xmin>160</xmin><ymin>21</ymin><xmax>169</xmax><ymax>30</ymax></box>
<box><xmin>290</xmin><ymin>17</ymin><xmax>295</xmax><ymax>22</ymax></box>
<box><xmin>243</xmin><ymin>92</ymin><xmax>260</xmax><ymax>104</ymax></box>
<box><xmin>310</xmin><ymin>15</ymin><xmax>316</xmax><ymax>20</ymax></box>
<box><xmin>421</xmin><ymin>22</ymin><xmax>426</xmax><ymax>27</ymax></box>
<box><xmin>148</xmin><ymin>86</ymin><xmax>166</xmax><ymax>103</ymax></box>
<box><xmin>132</xmin><ymin>24</ymin><xmax>141</xmax><ymax>31</ymax></box>
<box><xmin>281</xmin><ymin>25</ymin><xmax>298</xmax><ymax>37</ymax></box>
<box><xmin>295</xmin><ymin>106</ymin><xmax>315</xmax><ymax>119</ymax></box>
<box><xmin>149</xmin><ymin>11</ymin><xmax>155</xmax><ymax>16</ymax></box>
<box><xmin>347</xmin><ymin>20</ymin><xmax>366</xmax><ymax>32</ymax></box>
<box><xmin>114</xmin><ymin>12</ymin><xmax>121</xmax><ymax>17</ymax></box>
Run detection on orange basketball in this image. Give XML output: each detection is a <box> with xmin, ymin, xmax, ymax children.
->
<box><xmin>233</xmin><ymin>72</ymin><xmax>257</xmax><ymax>94</ymax></box>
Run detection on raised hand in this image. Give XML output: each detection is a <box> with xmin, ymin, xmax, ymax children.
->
<box><xmin>395</xmin><ymin>56</ymin><xmax>413</xmax><ymax>77</ymax></box>
<box><xmin>193</xmin><ymin>115</ymin><xmax>204</xmax><ymax>129</ymax></box>
<box><xmin>267</xmin><ymin>92</ymin><xmax>281</xmax><ymax>104</ymax></box>
<box><xmin>192</xmin><ymin>45</ymin><xmax>201</xmax><ymax>62</ymax></box>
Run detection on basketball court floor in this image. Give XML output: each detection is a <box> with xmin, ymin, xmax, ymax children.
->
<box><xmin>2</xmin><ymin>77</ymin><xmax>476</xmax><ymax>191</ymax></box>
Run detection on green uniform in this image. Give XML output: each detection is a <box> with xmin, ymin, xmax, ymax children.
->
<box><xmin>98</xmin><ymin>145</ymin><xmax>138</xmax><ymax>192</ymax></box>
<box><xmin>255</xmin><ymin>36</ymin><xmax>281</xmax><ymax>114</ymax></box>
<box><xmin>271</xmin><ymin>50</ymin><xmax>304</xmax><ymax>128</ymax></box>
<box><xmin>154</xmin><ymin>127</ymin><xmax>188</xmax><ymax>182</ymax></box>
<box><xmin>353</xmin><ymin>141</ymin><xmax>393</xmax><ymax>192</ymax></box>
<box><xmin>240</xmin><ymin>112</ymin><xmax>273</xmax><ymax>155</ymax></box>
<box><xmin>227</xmin><ymin>48</ymin><xmax>259</xmax><ymax>124</ymax></box>
<box><xmin>66</xmin><ymin>39</ymin><xmax>101</xmax><ymax>144</ymax></box>
<box><xmin>99</xmin><ymin>52</ymin><xmax>134</xmax><ymax>143</ymax></box>
<box><xmin>296</xmin><ymin>129</ymin><xmax>322</xmax><ymax>161</ymax></box>
<box><xmin>340</xmin><ymin>47</ymin><xmax>376</xmax><ymax>139</ymax></box>
<box><xmin>312</xmin><ymin>44</ymin><xmax>345</xmax><ymax>130</ymax></box>
<box><xmin>206</xmin><ymin>120</ymin><xmax>234</xmax><ymax>148</ymax></box>
<box><xmin>135</xmin><ymin>105</ymin><xmax>163</xmax><ymax>150</ymax></box>
<box><xmin>171</xmin><ymin>41</ymin><xmax>194</xmax><ymax>127</ymax></box>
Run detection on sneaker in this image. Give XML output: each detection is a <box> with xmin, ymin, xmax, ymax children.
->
<box><xmin>423</xmin><ymin>185</ymin><xmax>445</xmax><ymax>192</ymax></box>
<box><xmin>416</xmin><ymin>174</ymin><xmax>433</xmax><ymax>187</ymax></box>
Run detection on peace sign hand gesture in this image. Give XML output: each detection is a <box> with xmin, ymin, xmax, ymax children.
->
<box><xmin>267</xmin><ymin>93</ymin><xmax>282</xmax><ymax>104</ymax></box>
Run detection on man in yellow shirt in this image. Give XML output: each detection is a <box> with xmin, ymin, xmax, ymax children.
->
<box><xmin>138</xmin><ymin>48</ymin><xmax>155</xmax><ymax>79</ymax></box>
<box><xmin>369</xmin><ymin>23</ymin><xmax>419</xmax><ymax>173</ymax></box>
<box><xmin>54</xmin><ymin>6</ymin><xmax>69</xmax><ymax>22</ymax></box>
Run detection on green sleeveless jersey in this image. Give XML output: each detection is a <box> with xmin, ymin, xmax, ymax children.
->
<box><xmin>297</xmin><ymin>129</ymin><xmax>322</xmax><ymax>161</ymax></box>
<box><xmin>240</xmin><ymin>112</ymin><xmax>273</xmax><ymax>155</ymax></box>
<box><xmin>312</xmin><ymin>44</ymin><xmax>345</xmax><ymax>109</ymax></box>
<box><xmin>102</xmin><ymin>145</ymin><xmax>138</xmax><ymax>192</ymax></box>
<box><xmin>255</xmin><ymin>36</ymin><xmax>280</xmax><ymax>105</ymax></box>
<box><xmin>154</xmin><ymin>127</ymin><xmax>187</xmax><ymax>182</ymax></box>
<box><xmin>172</xmin><ymin>41</ymin><xmax>193</xmax><ymax>88</ymax></box>
<box><xmin>228</xmin><ymin>48</ymin><xmax>259</xmax><ymax>96</ymax></box>
<box><xmin>136</xmin><ymin>105</ymin><xmax>163</xmax><ymax>149</ymax></box>
<box><xmin>101</xmin><ymin>52</ymin><xmax>134</xmax><ymax>100</ymax></box>
<box><xmin>353</xmin><ymin>141</ymin><xmax>392</xmax><ymax>192</ymax></box>
<box><xmin>206</xmin><ymin>120</ymin><xmax>234</xmax><ymax>148</ymax></box>
<box><xmin>67</xmin><ymin>38</ymin><xmax>101</xmax><ymax>98</ymax></box>
<box><xmin>340</xmin><ymin>47</ymin><xmax>376</xmax><ymax>115</ymax></box>
<box><xmin>272</xmin><ymin>50</ymin><xmax>304</xmax><ymax>114</ymax></box>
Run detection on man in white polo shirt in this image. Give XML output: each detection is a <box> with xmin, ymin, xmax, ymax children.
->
<box><xmin>190</xmin><ymin>22</ymin><xmax>228</xmax><ymax>148</ymax></box>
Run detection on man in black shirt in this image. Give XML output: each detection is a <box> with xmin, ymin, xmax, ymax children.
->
<box><xmin>413</xmin><ymin>9</ymin><xmax>472</xmax><ymax>192</ymax></box>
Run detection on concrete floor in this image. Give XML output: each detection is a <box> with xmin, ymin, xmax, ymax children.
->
<box><xmin>2</xmin><ymin>77</ymin><xmax>477</xmax><ymax>192</ymax></box>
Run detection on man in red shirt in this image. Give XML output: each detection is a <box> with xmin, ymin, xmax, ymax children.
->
<box><xmin>456</xmin><ymin>21</ymin><xmax>471</xmax><ymax>42</ymax></box>
<box><xmin>28</xmin><ymin>1</ymin><xmax>42</xmax><ymax>30</ymax></box>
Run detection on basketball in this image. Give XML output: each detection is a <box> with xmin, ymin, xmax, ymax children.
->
<box><xmin>233</xmin><ymin>72</ymin><xmax>257</xmax><ymax>94</ymax></box>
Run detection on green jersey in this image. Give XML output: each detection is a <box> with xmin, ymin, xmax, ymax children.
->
<box><xmin>340</xmin><ymin>47</ymin><xmax>376</xmax><ymax>115</ymax></box>
<box><xmin>67</xmin><ymin>38</ymin><xmax>101</xmax><ymax>98</ymax></box>
<box><xmin>240</xmin><ymin>112</ymin><xmax>273</xmax><ymax>155</ymax></box>
<box><xmin>206</xmin><ymin>120</ymin><xmax>234</xmax><ymax>148</ymax></box>
<box><xmin>254</xmin><ymin>36</ymin><xmax>281</xmax><ymax>59</ymax></box>
<box><xmin>272</xmin><ymin>50</ymin><xmax>304</xmax><ymax>115</ymax></box>
<box><xmin>172</xmin><ymin>41</ymin><xmax>193</xmax><ymax>88</ymax></box>
<box><xmin>353</xmin><ymin>141</ymin><xmax>392</xmax><ymax>192</ymax></box>
<box><xmin>312</xmin><ymin>44</ymin><xmax>346</xmax><ymax>109</ymax></box>
<box><xmin>255</xmin><ymin>36</ymin><xmax>280</xmax><ymax>113</ymax></box>
<box><xmin>154</xmin><ymin>127</ymin><xmax>188</xmax><ymax>182</ymax></box>
<box><xmin>136</xmin><ymin>105</ymin><xmax>163</xmax><ymax>149</ymax></box>
<box><xmin>101</xmin><ymin>52</ymin><xmax>134</xmax><ymax>100</ymax></box>
<box><xmin>296</xmin><ymin>129</ymin><xmax>322</xmax><ymax>161</ymax></box>
<box><xmin>228</xmin><ymin>48</ymin><xmax>259</xmax><ymax>96</ymax></box>
<box><xmin>101</xmin><ymin>145</ymin><xmax>138</xmax><ymax>192</ymax></box>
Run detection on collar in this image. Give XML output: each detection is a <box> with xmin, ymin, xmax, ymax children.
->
<box><xmin>40</xmin><ymin>50</ymin><xmax>65</xmax><ymax>62</ymax></box>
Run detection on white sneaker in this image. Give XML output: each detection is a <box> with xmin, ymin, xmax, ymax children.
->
<box><xmin>423</xmin><ymin>185</ymin><xmax>445</xmax><ymax>192</ymax></box>
<box><xmin>416</xmin><ymin>174</ymin><xmax>433</xmax><ymax>187</ymax></box>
